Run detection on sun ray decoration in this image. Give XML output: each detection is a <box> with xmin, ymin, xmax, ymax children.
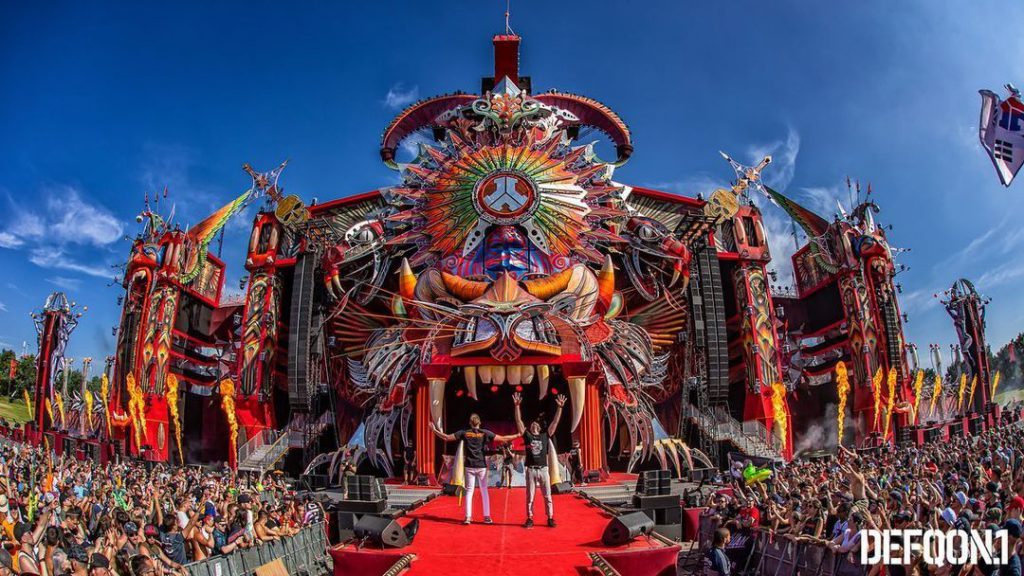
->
<box><xmin>389</xmin><ymin>140</ymin><xmax>609</xmax><ymax>265</ymax></box>
<box><xmin>911</xmin><ymin>369</ymin><xmax>924</xmax><ymax>424</ymax></box>
<box><xmin>883</xmin><ymin>368</ymin><xmax>896</xmax><ymax>441</ymax></box>
<box><xmin>835</xmin><ymin>361</ymin><xmax>850</xmax><ymax>445</ymax></box>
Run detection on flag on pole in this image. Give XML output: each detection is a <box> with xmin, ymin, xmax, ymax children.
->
<box><xmin>979</xmin><ymin>85</ymin><xmax>1024</xmax><ymax>186</ymax></box>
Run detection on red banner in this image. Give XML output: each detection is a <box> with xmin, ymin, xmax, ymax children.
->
<box><xmin>7</xmin><ymin>359</ymin><xmax>15</xmax><ymax>380</ymax></box>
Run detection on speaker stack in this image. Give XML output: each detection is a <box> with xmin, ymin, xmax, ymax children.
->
<box><xmin>333</xmin><ymin>475</ymin><xmax>389</xmax><ymax>543</ymax></box>
<box><xmin>632</xmin><ymin>470</ymin><xmax>681</xmax><ymax>540</ymax></box>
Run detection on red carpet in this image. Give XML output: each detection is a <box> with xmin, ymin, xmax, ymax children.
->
<box><xmin>332</xmin><ymin>489</ymin><xmax>677</xmax><ymax>575</ymax></box>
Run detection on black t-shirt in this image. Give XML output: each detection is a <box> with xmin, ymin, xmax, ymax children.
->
<box><xmin>455</xmin><ymin>428</ymin><xmax>495</xmax><ymax>469</ymax></box>
<box><xmin>404</xmin><ymin>446</ymin><xmax>415</xmax><ymax>462</ymax></box>
<box><xmin>160</xmin><ymin>530</ymin><xmax>188</xmax><ymax>564</ymax></box>
<box><xmin>523</xmin><ymin>431</ymin><xmax>549</xmax><ymax>467</ymax></box>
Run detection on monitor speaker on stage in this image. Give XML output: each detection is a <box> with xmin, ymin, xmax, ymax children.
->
<box><xmin>344</xmin><ymin>475</ymin><xmax>386</xmax><ymax>501</ymax></box>
<box><xmin>635</xmin><ymin>470</ymin><xmax>671</xmax><ymax>496</ymax></box>
<box><xmin>602</xmin><ymin>512</ymin><xmax>655</xmax><ymax>546</ymax></box>
<box><xmin>353</xmin><ymin>516</ymin><xmax>418</xmax><ymax>548</ymax></box>
<box><xmin>551</xmin><ymin>481</ymin><xmax>572</xmax><ymax>494</ymax></box>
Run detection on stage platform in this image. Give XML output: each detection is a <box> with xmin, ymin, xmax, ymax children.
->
<box><xmin>330</xmin><ymin>488</ymin><xmax>679</xmax><ymax>576</ymax></box>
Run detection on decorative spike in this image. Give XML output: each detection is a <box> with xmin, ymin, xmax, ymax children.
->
<box><xmin>465</xmin><ymin>366</ymin><xmax>478</xmax><ymax>400</ymax></box>
<box><xmin>597</xmin><ymin>255</ymin><xmax>615</xmax><ymax>311</ymax></box>
<box><xmin>537</xmin><ymin>365</ymin><xmax>550</xmax><ymax>399</ymax></box>
<box><xmin>398</xmin><ymin>258</ymin><xmax>417</xmax><ymax>301</ymax></box>
<box><xmin>428</xmin><ymin>379</ymin><xmax>446</xmax><ymax>429</ymax></box>
<box><xmin>568</xmin><ymin>377</ymin><xmax>586</xmax><ymax>431</ymax></box>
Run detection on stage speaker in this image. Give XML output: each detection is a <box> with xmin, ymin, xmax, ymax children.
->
<box><xmin>344</xmin><ymin>475</ymin><xmax>386</xmax><ymax>501</ymax></box>
<box><xmin>635</xmin><ymin>470</ymin><xmax>671</xmax><ymax>496</ymax></box>
<box><xmin>584</xmin><ymin>470</ymin><xmax>601</xmax><ymax>483</ymax></box>
<box><xmin>551</xmin><ymin>481</ymin><xmax>573</xmax><ymax>494</ymax></box>
<box><xmin>299</xmin><ymin>474</ymin><xmax>329</xmax><ymax>491</ymax></box>
<box><xmin>602</xmin><ymin>512</ymin><xmax>655</xmax><ymax>546</ymax></box>
<box><xmin>353</xmin><ymin>516</ymin><xmax>418</xmax><ymax>548</ymax></box>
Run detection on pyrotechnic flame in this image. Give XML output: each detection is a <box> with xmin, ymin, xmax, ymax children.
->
<box><xmin>835</xmin><ymin>362</ymin><xmax>850</xmax><ymax>446</ymax></box>
<box><xmin>218</xmin><ymin>378</ymin><xmax>238</xmax><ymax>467</ymax></box>
<box><xmin>84</xmin><ymin>390</ymin><xmax>93</xmax><ymax>431</ymax></box>
<box><xmin>126</xmin><ymin>374</ymin><xmax>147</xmax><ymax>447</ymax></box>
<box><xmin>912</xmin><ymin>370</ymin><xmax>924</xmax><ymax>424</ymax></box>
<box><xmin>929</xmin><ymin>373</ymin><xmax>942</xmax><ymax>416</ymax></box>
<box><xmin>770</xmin><ymin>382</ymin><xmax>788</xmax><ymax>451</ymax></box>
<box><xmin>967</xmin><ymin>375</ymin><xmax>978</xmax><ymax>410</ymax></box>
<box><xmin>871</xmin><ymin>367</ymin><xmax>883</xmax><ymax>429</ymax></box>
<box><xmin>45</xmin><ymin>398</ymin><xmax>53</xmax><ymax>422</ymax></box>
<box><xmin>22</xmin><ymin>389</ymin><xmax>32</xmax><ymax>415</ymax></box>
<box><xmin>957</xmin><ymin>373</ymin><xmax>967</xmax><ymax>412</ymax></box>
<box><xmin>993</xmin><ymin>371</ymin><xmax>1002</xmax><ymax>398</ymax></box>
<box><xmin>165</xmin><ymin>374</ymin><xmax>183</xmax><ymax>464</ymax></box>
<box><xmin>100</xmin><ymin>374</ymin><xmax>111</xmax><ymax>437</ymax></box>
<box><xmin>883</xmin><ymin>368</ymin><xmax>896</xmax><ymax>441</ymax></box>
<box><xmin>55</xmin><ymin>393</ymin><xmax>65</xmax><ymax>428</ymax></box>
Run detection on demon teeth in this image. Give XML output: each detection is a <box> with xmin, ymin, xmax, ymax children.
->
<box><xmin>537</xmin><ymin>365</ymin><xmax>550</xmax><ymax>399</ymax></box>
<box><xmin>506</xmin><ymin>365</ymin><xmax>522</xmax><ymax>387</ymax></box>
<box><xmin>492</xmin><ymin>365</ymin><xmax>506</xmax><ymax>386</ymax></box>
<box><xmin>464</xmin><ymin>366</ymin><xmax>478</xmax><ymax>400</ymax></box>
<box><xmin>521</xmin><ymin>365</ymin><xmax>534</xmax><ymax>385</ymax></box>
<box><xmin>479</xmin><ymin>365</ymin><xmax>493</xmax><ymax>385</ymax></box>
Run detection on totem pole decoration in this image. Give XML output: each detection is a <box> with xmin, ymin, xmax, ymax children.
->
<box><xmin>30</xmin><ymin>293</ymin><xmax>83</xmax><ymax>438</ymax></box>
<box><xmin>942</xmin><ymin>279</ymin><xmax>991</xmax><ymax>414</ymax></box>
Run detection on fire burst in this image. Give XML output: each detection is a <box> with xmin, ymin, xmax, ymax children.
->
<box><xmin>883</xmin><ymin>368</ymin><xmax>896</xmax><ymax>441</ymax></box>
<box><xmin>930</xmin><ymin>373</ymin><xmax>943</xmax><ymax>416</ymax></box>
<box><xmin>912</xmin><ymin>370</ymin><xmax>924</xmax><ymax>423</ymax></box>
<box><xmin>770</xmin><ymin>382</ymin><xmax>788</xmax><ymax>451</ymax></box>
<box><xmin>165</xmin><ymin>374</ymin><xmax>184</xmax><ymax>463</ymax></box>
<box><xmin>835</xmin><ymin>362</ymin><xmax>850</xmax><ymax>446</ymax></box>
<box><xmin>218</xmin><ymin>378</ymin><xmax>238</xmax><ymax>466</ymax></box>
<box><xmin>871</xmin><ymin>367</ymin><xmax>883</xmax><ymax>429</ymax></box>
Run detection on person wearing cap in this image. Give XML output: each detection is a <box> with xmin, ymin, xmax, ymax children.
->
<box><xmin>1008</xmin><ymin>496</ymin><xmax>1024</xmax><ymax>522</ymax></box>
<box><xmin>87</xmin><ymin>552</ymin><xmax>110</xmax><ymax>576</ymax></box>
<box><xmin>237</xmin><ymin>493</ymin><xmax>256</xmax><ymax>539</ymax></box>
<box><xmin>15</xmin><ymin>504</ymin><xmax>52</xmax><ymax>576</ymax></box>
<box><xmin>67</xmin><ymin>545</ymin><xmax>89</xmax><ymax>576</ymax></box>
<box><xmin>140</xmin><ymin>524</ymin><xmax>185</xmax><ymax>576</ymax></box>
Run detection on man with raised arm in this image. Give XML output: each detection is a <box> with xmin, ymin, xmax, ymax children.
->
<box><xmin>430</xmin><ymin>413</ymin><xmax>519</xmax><ymax>525</ymax></box>
<box><xmin>513</xmin><ymin>392</ymin><xmax>567</xmax><ymax>528</ymax></box>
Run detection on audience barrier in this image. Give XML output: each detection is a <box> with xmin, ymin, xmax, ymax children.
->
<box><xmin>696</xmin><ymin>514</ymin><xmax>868</xmax><ymax>576</ymax></box>
<box><xmin>184</xmin><ymin>523</ymin><xmax>331</xmax><ymax>576</ymax></box>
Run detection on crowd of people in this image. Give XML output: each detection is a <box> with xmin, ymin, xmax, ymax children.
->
<box><xmin>702</xmin><ymin>417</ymin><xmax>1024</xmax><ymax>575</ymax></box>
<box><xmin>0</xmin><ymin>439</ymin><xmax>324</xmax><ymax>576</ymax></box>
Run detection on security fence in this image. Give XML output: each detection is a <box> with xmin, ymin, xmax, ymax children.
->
<box><xmin>184</xmin><ymin>523</ymin><xmax>332</xmax><ymax>576</ymax></box>
<box><xmin>693</xmin><ymin>513</ymin><xmax>868</xmax><ymax>576</ymax></box>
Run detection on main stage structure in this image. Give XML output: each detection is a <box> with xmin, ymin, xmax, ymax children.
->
<box><xmin>29</xmin><ymin>33</ymin><xmax>978</xmax><ymax>476</ymax></box>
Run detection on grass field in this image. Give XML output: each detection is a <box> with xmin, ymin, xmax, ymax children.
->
<box><xmin>996</xmin><ymin>388</ymin><xmax>1024</xmax><ymax>405</ymax></box>
<box><xmin>0</xmin><ymin>399</ymin><xmax>32</xmax><ymax>424</ymax></box>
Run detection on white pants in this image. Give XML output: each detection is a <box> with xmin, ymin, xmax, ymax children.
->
<box><xmin>525</xmin><ymin>466</ymin><xmax>553</xmax><ymax>519</ymax></box>
<box><xmin>464</xmin><ymin>467</ymin><xmax>490</xmax><ymax>519</ymax></box>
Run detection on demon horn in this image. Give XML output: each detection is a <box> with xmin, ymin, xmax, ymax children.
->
<box><xmin>597</xmin><ymin>254</ymin><xmax>615</xmax><ymax>311</ymax></box>
<box><xmin>398</xmin><ymin>258</ymin><xmax>417</xmax><ymax>301</ymax></box>
<box><xmin>428</xmin><ymin>378</ymin><xmax>445</xmax><ymax>429</ymax></box>
<box><xmin>568</xmin><ymin>377</ymin><xmax>586</xmax><ymax>431</ymax></box>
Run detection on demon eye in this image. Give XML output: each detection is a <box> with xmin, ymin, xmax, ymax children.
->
<box><xmin>637</xmin><ymin>225</ymin><xmax>659</xmax><ymax>241</ymax></box>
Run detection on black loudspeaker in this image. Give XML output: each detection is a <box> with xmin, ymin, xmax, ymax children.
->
<box><xmin>584</xmin><ymin>470</ymin><xmax>601</xmax><ymax>483</ymax></box>
<box><xmin>635</xmin><ymin>470</ymin><xmax>671</xmax><ymax>496</ymax></box>
<box><xmin>602</xmin><ymin>512</ymin><xmax>655</xmax><ymax>546</ymax></box>
<box><xmin>299</xmin><ymin>474</ymin><xmax>329</xmax><ymax>491</ymax></box>
<box><xmin>353</xmin><ymin>516</ymin><xmax>418</xmax><ymax>548</ymax></box>
<box><xmin>344</xmin><ymin>475</ymin><xmax>386</xmax><ymax>501</ymax></box>
<box><xmin>442</xmin><ymin>483</ymin><xmax>461</xmax><ymax>496</ymax></box>
<box><xmin>551</xmin><ymin>481</ymin><xmax>573</xmax><ymax>494</ymax></box>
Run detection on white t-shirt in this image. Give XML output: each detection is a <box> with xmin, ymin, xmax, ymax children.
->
<box><xmin>176</xmin><ymin>510</ymin><xmax>189</xmax><ymax>530</ymax></box>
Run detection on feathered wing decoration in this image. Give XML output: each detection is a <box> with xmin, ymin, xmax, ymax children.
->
<box><xmin>180</xmin><ymin>187</ymin><xmax>254</xmax><ymax>283</ymax></box>
<box><xmin>763</xmin><ymin>186</ymin><xmax>830</xmax><ymax>238</ymax></box>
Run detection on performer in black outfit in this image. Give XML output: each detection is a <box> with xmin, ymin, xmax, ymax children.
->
<box><xmin>403</xmin><ymin>445</ymin><xmax>417</xmax><ymax>485</ymax></box>
<box><xmin>512</xmin><ymin>392</ymin><xmax>566</xmax><ymax>528</ymax></box>
<box><xmin>431</xmin><ymin>414</ymin><xmax>519</xmax><ymax>525</ymax></box>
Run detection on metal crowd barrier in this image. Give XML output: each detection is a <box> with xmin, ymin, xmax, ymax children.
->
<box><xmin>184</xmin><ymin>523</ymin><xmax>332</xmax><ymax>576</ymax></box>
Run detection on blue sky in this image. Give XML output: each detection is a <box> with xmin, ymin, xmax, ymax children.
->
<box><xmin>1</xmin><ymin>1</ymin><xmax>1021</xmax><ymax>367</ymax></box>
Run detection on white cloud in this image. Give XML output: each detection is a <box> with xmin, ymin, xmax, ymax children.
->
<box><xmin>45</xmin><ymin>188</ymin><xmax>124</xmax><ymax>246</ymax></box>
<box><xmin>28</xmin><ymin>249</ymin><xmax>113</xmax><ymax>279</ymax></box>
<box><xmin>383</xmin><ymin>83</ymin><xmax>419</xmax><ymax>110</ymax></box>
<box><xmin>46</xmin><ymin>277</ymin><xmax>82</xmax><ymax>291</ymax></box>
<box><xmin>0</xmin><ymin>301</ymin><xmax>6</xmax><ymax>312</ymax></box>
<box><xmin>746</xmin><ymin>127</ymin><xmax>801</xmax><ymax>191</ymax></box>
<box><xmin>0</xmin><ymin>232</ymin><xmax>23</xmax><ymax>249</ymax></box>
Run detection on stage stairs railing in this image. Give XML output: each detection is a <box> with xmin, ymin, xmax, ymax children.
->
<box><xmin>237</xmin><ymin>428</ymin><xmax>290</xmax><ymax>473</ymax></box>
<box><xmin>680</xmin><ymin>402</ymin><xmax>783</xmax><ymax>462</ymax></box>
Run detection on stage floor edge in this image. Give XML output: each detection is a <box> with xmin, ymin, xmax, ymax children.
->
<box><xmin>330</xmin><ymin>488</ymin><xmax>679</xmax><ymax>576</ymax></box>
